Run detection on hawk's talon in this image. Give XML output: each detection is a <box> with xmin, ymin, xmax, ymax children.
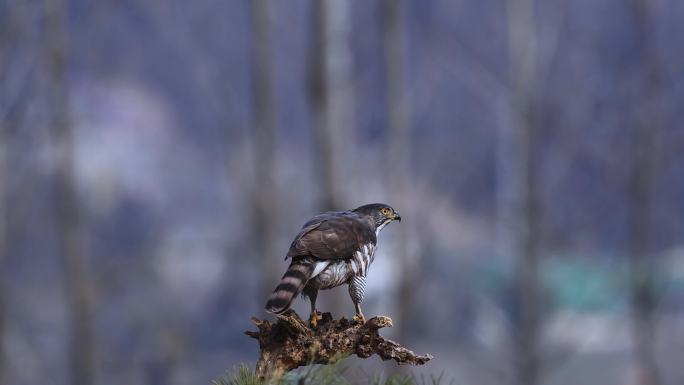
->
<box><xmin>352</xmin><ymin>313</ymin><xmax>366</xmax><ymax>324</ymax></box>
<box><xmin>309</xmin><ymin>310</ymin><xmax>323</xmax><ymax>328</ymax></box>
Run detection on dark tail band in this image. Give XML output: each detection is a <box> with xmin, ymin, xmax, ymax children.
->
<box><xmin>265</xmin><ymin>258</ymin><xmax>314</xmax><ymax>314</ymax></box>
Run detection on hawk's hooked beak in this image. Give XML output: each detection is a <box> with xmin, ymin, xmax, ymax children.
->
<box><xmin>393</xmin><ymin>213</ymin><xmax>402</xmax><ymax>222</ymax></box>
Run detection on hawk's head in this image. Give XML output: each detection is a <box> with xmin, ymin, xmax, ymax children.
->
<box><xmin>352</xmin><ymin>203</ymin><xmax>401</xmax><ymax>232</ymax></box>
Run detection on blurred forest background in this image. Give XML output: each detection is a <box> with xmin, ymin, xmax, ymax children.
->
<box><xmin>1</xmin><ymin>0</ymin><xmax>684</xmax><ymax>384</ymax></box>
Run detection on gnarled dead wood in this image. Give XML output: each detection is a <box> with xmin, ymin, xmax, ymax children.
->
<box><xmin>245</xmin><ymin>310</ymin><xmax>433</xmax><ymax>378</ymax></box>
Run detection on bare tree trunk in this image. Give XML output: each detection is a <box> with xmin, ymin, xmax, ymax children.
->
<box><xmin>512</xmin><ymin>102</ymin><xmax>541</xmax><ymax>385</ymax></box>
<box><xmin>627</xmin><ymin>1</ymin><xmax>661</xmax><ymax>384</ymax></box>
<box><xmin>249</xmin><ymin>0</ymin><xmax>280</xmax><ymax>306</ymax></box>
<box><xmin>381</xmin><ymin>0</ymin><xmax>413</xmax><ymax>341</ymax></box>
<box><xmin>308</xmin><ymin>0</ymin><xmax>353</xmax><ymax>212</ymax></box>
<box><xmin>308</xmin><ymin>0</ymin><xmax>355</xmax><ymax>315</ymax></box>
<box><xmin>0</xmin><ymin>101</ymin><xmax>6</xmax><ymax>385</ymax></box>
<box><xmin>45</xmin><ymin>1</ymin><xmax>96</xmax><ymax>385</ymax></box>
<box><xmin>0</xmin><ymin>6</ymin><xmax>27</xmax><ymax>379</ymax></box>
<box><xmin>628</xmin><ymin>125</ymin><xmax>660</xmax><ymax>385</ymax></box>
<box><xmin>0</xmin><ymin>14</ymin><xmax>10</xmax><ymax>383</ymax></box>
<box><xmin>506</xmin><ymin>1</ymin><xmax>542</xmax><ymax>384</ymax></box>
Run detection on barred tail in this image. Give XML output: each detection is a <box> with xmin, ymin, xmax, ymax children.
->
<box><xmin>265</xmin><ymin>258</ymin><xmax>314</xmax><ymax>314</ymax></box>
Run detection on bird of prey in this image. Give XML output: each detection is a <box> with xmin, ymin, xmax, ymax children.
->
<box><xmin>265</xmin><ymin>203</ymin><xmax>401</xmax><ymax>326</ymax></box>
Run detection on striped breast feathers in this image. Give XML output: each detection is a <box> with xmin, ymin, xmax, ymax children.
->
<box><xmin>350</xmin><ymin>243</ymin><xmax>376</xmax><ymax>277</ymax></box>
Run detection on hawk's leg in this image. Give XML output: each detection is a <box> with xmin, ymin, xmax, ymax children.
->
<box><xmin>353</xmin><ymin>302</ymin><xmax>365</xmax><ymax>324</ymax></box>
<box><xmin>348</xmin><ymin>275</ymin><xmax>367</xmax><ymax>323</ymax></box>
<box><xmin>304</xmin><ymin>286</ymin><xmax>322</xmax><ymax>327</ymax></box>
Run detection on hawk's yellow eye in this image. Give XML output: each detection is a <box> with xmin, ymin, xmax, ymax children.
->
<box><xmin>380</xmin><ymin>208</ymin><xmax>391</xmax><ymax>215</ymax></box>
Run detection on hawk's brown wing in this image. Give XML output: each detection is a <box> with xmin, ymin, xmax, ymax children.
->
<box><xmin>286</xmin><ymin>211</ymin><xmax>376</xmax><ymax>261</ymax></box>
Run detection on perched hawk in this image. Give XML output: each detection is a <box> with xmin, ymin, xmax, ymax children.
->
<box><xmin>265</xmin><ymin>203</ymin><xmax>401</xmax><ymax>325</ymax></box>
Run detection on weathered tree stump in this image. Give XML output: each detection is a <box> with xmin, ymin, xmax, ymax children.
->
<box><xmin>245</xmin><ymin>310</ymin><xmax>433</xmax><ymax>378</ymax></box>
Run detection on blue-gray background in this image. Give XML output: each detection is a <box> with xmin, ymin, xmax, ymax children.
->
<box><xmin>1</xmin><ymin>0</ymin><xmax>684</xmax><ymax>384</ymax></box>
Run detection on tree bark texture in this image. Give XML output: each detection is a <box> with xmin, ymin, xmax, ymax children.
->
<box><xmin>246</xmin><ymin>310</ymin><xmax>432</xmax><ymax>378</ymax></box>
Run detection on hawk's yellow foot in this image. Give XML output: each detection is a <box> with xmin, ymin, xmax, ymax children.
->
<box><xmin>309</xmin><ymin>310</ymin><xmax>323</xmax><ymax>327</ymax></box>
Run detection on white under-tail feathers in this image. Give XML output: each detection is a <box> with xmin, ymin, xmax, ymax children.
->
<box><xmin>311</xmin><ymin>261</ymin><xmax>330</xmax><ymax>278</ymax></box>
<box><xmin>265</xmin><ymin>242</ymin><xmax>377</xmax><ymax>314</ymax></box>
